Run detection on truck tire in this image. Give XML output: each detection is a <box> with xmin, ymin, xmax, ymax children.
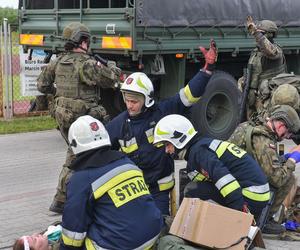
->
<box><xmin>101</xmin><ymin>88</ymin><xmax>126</xmax><ymax>119</ymax></box>
<box><xmin>189</xmin><ymin>71</ymin><xmax>241</xmax><ymax>140</ymax></box>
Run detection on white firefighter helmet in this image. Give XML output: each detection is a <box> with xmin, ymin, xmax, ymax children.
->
<box><xmin>68</xmin><ymin>115</ymin><xmax>111</xmax><ymax>155</ymax></box>
<box><xmin>120</xmin><ymin>72</ymin><xmax>154</xmax><ymax>107</ymax></box>
<box><xmin>153</xmin><ymin>114</ymin><xmax>197</xmax><ymax>149</ymax></box>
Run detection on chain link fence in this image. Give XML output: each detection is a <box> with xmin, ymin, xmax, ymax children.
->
<box><xmin>0</xmin><ymin>22</ymin><xmax>49</xmax><ymax>119</ymax></box>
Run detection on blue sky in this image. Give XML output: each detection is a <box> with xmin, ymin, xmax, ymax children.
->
<box><xmin>0</xmin><ymin>0</ymin><xmax>18</xmax><ymax>9</ymax></box>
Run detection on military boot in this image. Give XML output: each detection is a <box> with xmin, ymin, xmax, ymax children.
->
<box><xmin>262</xmin><ymin>218</ymin><xmax>286</xmax><ymax>235</ymax></box>
<box><xmin>49</xmin><ymin>200</ymin><xmax>64</xmax><ymax>214</ymax></box>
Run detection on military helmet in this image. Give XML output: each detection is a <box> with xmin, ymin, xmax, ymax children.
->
<box><xmin>63</xmin><ymin>22</ymin><xmax>90</xmax><ymax>45</ymax></box>
<box><xmin>257</xmin><ymin>20</ymin><xmax>278</xmax><ymax>36</ymax></box>
<box><xmin>153</xmin><ymin>114</ymin><xmax>197</xmax><ymax>149</ymax></box>
<box><xmin>270</xmin><ymin>105</ymin><xmax>300</xmax><ymax>133</ymax></box>
<box><xmin>271</xmin><ymin>84</ymin><xmax>300</xmax><ymax>110</ymax></box>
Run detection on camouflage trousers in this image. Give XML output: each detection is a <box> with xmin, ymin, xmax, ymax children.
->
<box><xmin>157</xmin><ymin>235</ymin><xmax>204</xmax><ymax>250</ymax></box>
<box><xmin>52</xmin><ymin>102</ymin><xmax>110</xmax><ymax>204</ymax></box>
<box><xmin>52</xmin><ymin>119</ymin><xmax>75</xmax><ymax>204</ymax></box>
<box><xmin>53</xmin><ymin>146</ymin><xmax>75</xmax><ymax>203</ymax></box>
<box><xmin>32</xmin><ymin>95</ymin><xmax>55</xmax><ymax>115</ymax></box>
<box><xmin>270</xmin><ymin>174</ymin><xmax>296</xmax><ymax>216</ymax></box>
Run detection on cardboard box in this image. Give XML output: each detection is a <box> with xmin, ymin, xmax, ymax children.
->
<box><xmin>169</xmin><ymin>198</ymin><xmax>265</xmax><ymax>249</ymax></box>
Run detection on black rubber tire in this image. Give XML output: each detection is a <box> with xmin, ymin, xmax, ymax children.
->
<box><xmin>101</xmin><ymin>88</ymin><xmax>126</xmax><ymax>119</ymax></box>
<box><xmin>189</xmin><ymin>71</ymin><xmax>241</xmax><ymax>140</ymax></box>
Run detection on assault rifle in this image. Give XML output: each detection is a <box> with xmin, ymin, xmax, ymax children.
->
<box><xmin>257</xmin><ymin>189</ymin><xmax>275</xmax><ymax>230</ymax></box>
<box><xmin>93</xmin><ymin>54</ymin><xmax>123</xmax><ymax>88</ymax></box>
<box><xmin>93</xmin><ymin>54</ymin><xmax>109</xmax><ymax>66</ymax></box>
<box><xmin>239</xmin><ymin>64</ymin><xmax>253</xmax><ymax>123</ymax></box>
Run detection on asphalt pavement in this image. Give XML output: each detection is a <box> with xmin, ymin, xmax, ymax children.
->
<box><xmin>0</xmin><ymin>130</ymin><xmax>300</xmax><ymax>249</ymax></box>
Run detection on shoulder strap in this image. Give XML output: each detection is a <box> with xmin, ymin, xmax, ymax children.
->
<box><xmin>245</xmin><ymin>126</ymin><xmax>254</xmax><ymax>157</ymax></box>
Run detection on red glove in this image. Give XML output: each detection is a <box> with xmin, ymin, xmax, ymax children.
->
<box><xmin>242</xmin><ymin>203</ymin><xmax>250</xmax><ymax>214</ymax></box>
<box><xmin>199</xmin><ymin>39</ymin><xmax>218</xmax><ymax>72</ymax></box>
<box><xmin>242</xmin><ymin>203</ymin><xmax>256</xmax><ymax>226</ymax></box>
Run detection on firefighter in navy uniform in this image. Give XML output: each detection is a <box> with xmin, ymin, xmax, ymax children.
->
<box><xmin>153</xmin><ymin>114</ymin><xmax>270</xmax><ymax>221</ymax></box>
<box><xmin>60</xmin><ymin>115</ymin><xmax>163</xmax><ymax>250</ymax></box>
<box><xmin>106</xmin><ymin>40</ymin><xmax>218</xmax><ymax>215</ymax></box>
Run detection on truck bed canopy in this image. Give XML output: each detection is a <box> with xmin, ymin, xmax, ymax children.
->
<box><xmin>20</xmin><ymin>0</ymin><xmax>300</xmax><ymax>27</ymax></box>
<box><xmin>136</xmin><ymin>0</ymin><xmax>300</xmax><ymax>27</ymax></box>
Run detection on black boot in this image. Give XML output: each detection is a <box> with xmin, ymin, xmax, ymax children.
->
<box><xmin>49</xmin><ymin>200</ymin><xmax>64</xmax><ymax>214</ymax></box>
<box><xmin>262</xmin><ymin>218</ymin><xmax>286</xmax><ymax>234</ymax></box>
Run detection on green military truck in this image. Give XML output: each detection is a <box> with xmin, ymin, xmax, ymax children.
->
<box><xmin>18</xmin><ymin>0</ymin><xmax>300</xmax><ymax>139</ymax></box>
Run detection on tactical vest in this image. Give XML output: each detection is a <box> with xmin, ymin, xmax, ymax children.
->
<box><xmin>55</xmin><ymin>53</ymin><xmax>98</xmax><ymax>102</ymax></box>
<box><xmin>230</xmin><ymin>123</ymin><xmax>274</xmax><ymax>158</ymax></box>
<box><xmin>269</xmin><ymin>73</ymin><xmax>300</xmax><ymax>93</ymax></box>
<box><xmin>245</xmin><ymin>125</ymin><xmax>275</xmax><ymax>157</ymax></box>
<box><xmin>248</xmin><ymin>48</ymin><xmax>286</xmax><ymax>90</ymax></box>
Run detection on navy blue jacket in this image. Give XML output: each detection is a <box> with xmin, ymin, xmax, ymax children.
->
<box><xmin>60</xmin><ymin>149</ymin><xmax>163</xmax><ymax>250</ymax></box>
<box><xmin>106</xmin><ymin>71</ymin><xmax>211</xmax><ymax>187</ymax></box>
<box><xmin>186</xmin><ymin>137</ymin><xmax>270</xmax><ymax>210</ymax></box>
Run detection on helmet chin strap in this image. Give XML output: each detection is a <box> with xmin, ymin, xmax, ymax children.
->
<box><xmin>79</xmin><ymin>46</ymin><xmax>87</xmax><ymax>52</ymax></box>
<box><xmin>78</xmin><ymin>45</ymin><xmax>89</xmax><ymax>53</ymax></box>
<box><xmin>140</xmin><ymin>105</ymin><xmax>147</xmax><ymax>114</ymax></box>
<box><xmin>177</xmin><ymin>148</ymin><xmax>187</xmax><ymax>160</ymax></box>
<box><xmin>271</xmin><ymin>120</ymin><xmax>281</xmax><ymax>141</ymax></box>
<box><xmin>267</xmin><ymin>36</ymin><xmax>274</xmax><ymax>44</ymax></box>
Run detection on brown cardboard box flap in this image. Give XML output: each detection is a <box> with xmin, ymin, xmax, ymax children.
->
<box><xmin>170</xmin><ymin>198</ymin><xmax>265</xmax><ymax>249</ymax></box>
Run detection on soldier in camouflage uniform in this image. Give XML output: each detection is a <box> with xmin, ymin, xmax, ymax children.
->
<box><xmin>245</xmin><ymin>16</ymin><xmax>286</xmax><ymax>119</ymax></box>
<box><xmin>251</xmin><ymin>83</ymin><xmax>300</xmax><ymax>125</ymax></box>
<box><xmin>37</xmin><ymin>22</ymin><xmax>121</xmax><ymax>213</ymax></box>
<box><xmin>229</xmin><ymin>105</ymin><xmax>300</xmax><ymax>234</ymax></box>
<box><xmin>270</xmin><ymin>84</ymin><xmax>300</xmax><ymax>112</ymax></box>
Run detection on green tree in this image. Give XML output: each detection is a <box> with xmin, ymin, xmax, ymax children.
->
<box><xmin>0</xmin><ymin>7</ymin><xmax>18</xmax><ymax>26</ymax></box>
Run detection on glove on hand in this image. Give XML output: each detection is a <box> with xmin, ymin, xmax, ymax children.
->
<box><xmin>199</xmin><ymin>39</ymin><xmax>217</xmax><ymax>72</ymax></box>
<box><xmin>246</xmin><ymin>15</ymin><xmax>257</xmax><ymax>35</ymax></box>
<box><xmin>242</xmin><ymin>203</ymin><xmax>256</xmax><ymax>225</ymax></box>
<box><xmin>242</xmin><ymin>203</ymin><xmax>250</xmax><ymax>214</ymax></box>
<box><xmin>284</xmin><ymin>152</ymin><xmax>291</xmax><ymax>160</ymax></box>
<box><xmin>107</xmin><ymin>60</ymin><xmax>122</xmax><ymax>77</ymax></box>
<box><xmin>288</xmin><ymin>151</ymin><xmax>300</xmax><ymax>163</ymax></box>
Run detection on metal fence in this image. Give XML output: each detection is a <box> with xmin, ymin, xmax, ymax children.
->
<box><xmin>0</xmin><ymin>20</ymin><xmax>49</xmax><ymax>119</ymax></box>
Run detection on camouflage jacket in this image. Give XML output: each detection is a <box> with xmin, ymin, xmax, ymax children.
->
<box><xmin>247</xmin><ymin>32</ymin><xmax>286</xmax><ymax>116</ymax></box>
<box><xmin>249</xmin><ymin>33</ymin><xmax>285</xmax><ymax>86</ymax></box>
<box><xmin>37</xmin><ymin>51</ymin><xmax>117</xmax><ymax>101</ymax></box>
<box><xmin>228</xmin><ymin>122</ymin><xmax>295</xmax><ymax>188</ymax></box>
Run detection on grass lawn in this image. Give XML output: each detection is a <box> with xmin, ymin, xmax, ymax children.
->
<box><xmin>0</xmin><ymin>115</ymin><xmax>57</xmax><ymax>134</ymax></box>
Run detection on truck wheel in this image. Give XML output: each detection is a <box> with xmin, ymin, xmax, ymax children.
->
<box><xmin>101</xmin><ymin>88</ymin><xmax>126</xmax><ymax>119</ymax></box>
<box><xmin>189</xmin><ymin>71</ymin><xmax>241</xmax><ymax>140</ymax></box>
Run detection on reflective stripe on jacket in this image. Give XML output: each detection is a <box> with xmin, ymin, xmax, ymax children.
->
<box><xmin>187</xmin><ymin>137</ymin><xmax>270</xmax><ymax>210</ymax></box>
<box><xmin>107</xmin><ymin>71</ymin><xmax>211</xmax><ymax>187</ymax></box>
<box><xmin>60</xmin><ymin>155</ymin><xmax>163</xmax><ymax>250</ymax></box>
